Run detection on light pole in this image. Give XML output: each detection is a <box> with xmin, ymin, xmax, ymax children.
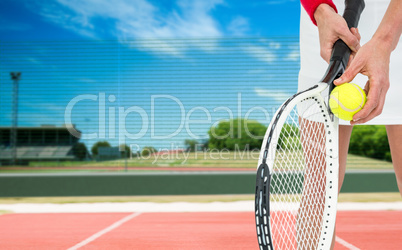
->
<box><xmin>10</xmin><ymin>72</ymin><xmax>21</xmax><ymax>165</ymax></box>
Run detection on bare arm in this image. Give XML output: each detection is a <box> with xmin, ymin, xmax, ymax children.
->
<box><xmin>372</xmin><ymin>0</ymin><xmax>402</xmax><ymax>52</ymax></box>
<box><xmin>314</xmin><ymin>3</ymin><xmax>361</xmax><ymax>63</ymax></box>
<box><xmin>334</xmin><ymin>0</ymin><xmax>402</xmax><ymax>124</ymax></box>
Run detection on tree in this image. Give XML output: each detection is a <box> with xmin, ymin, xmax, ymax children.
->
<box><xmin>119</xmin><ymin>144</ymin><xmax>132</xmax><ymax>158</ymax></box>
<box><xmin>208</xmin><ymin>118</ymin><xmax>266</xmax><ymax>150</ymax></box>
<box><xmin>184</xmin><ymin>139</ymin><xmax>199</xmax><ymax>152</ymax></box>
<box><xmin>141</xmin><ymin>146</ymin><xmax>158</xmax><ymax>156</ymax></box>
<box><xmin>200</xmin><ymin>139</ymin><xmax>209</xmax><ymax>151</ymax></box>
<box><xmin>91</xmin><ymin>141</ymin><xmax>111</xmax><ymax>156</ymax></box>
<box><xmin>349</xmin><ymin>125</ymin><xmax>391</xmax><ymax>161</ymax></box>
<box><xmin>72</xmin><ymin>142</ymin><xmax>89</xmax><ymax>160</ymax></box>
<box><xmin>277</xmin><ymin>124</ymin><xmax>301</xmax><ymax>151</ymax></box>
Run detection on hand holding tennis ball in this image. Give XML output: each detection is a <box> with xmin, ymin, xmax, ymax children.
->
<box><xmin>329</xmin><ymin>83</ymin><xmax>367</xmax><ymax>121</ymax></box>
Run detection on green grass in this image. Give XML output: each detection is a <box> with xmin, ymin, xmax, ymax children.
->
<box><xmin>345</xmin><ymin>154</ymin><xmax>393</xmax><ymax>170</ymax></box>
<box><xmin>338</xmin><ymin>192</ymin><xmax>402</xmax><ymax>202</ymax></box>
<box><xmin>0</xmin><ymin>195</ymin><xmax>255</xmax><ymax>204</ymax></box>
<box><xmin>1</xmin><ymin>151</ymin><xmax>260</xmax><ymax>170</ymax></box>
<box><xmin>0</xmin><ymin>151</ymin><xmax>393</xmax><ymax>174</ymax></box>
<box><xmin>0</xmin><ymin>210</ymin><xmax>12</xmax><ymax>215</ymax></box>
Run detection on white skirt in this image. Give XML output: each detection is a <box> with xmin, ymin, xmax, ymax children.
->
<box><xmin>298</xmin><ymin>0</ymin><xmax>402</xmax><ymax>125</ymax></box>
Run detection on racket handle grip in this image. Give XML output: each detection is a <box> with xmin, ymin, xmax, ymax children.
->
<box><xmin>343</xmin><ymin>0</ymin><xmax>365</xmax><ymax>29</ymax></box>
<box><xmin>330</xmin><ymin>0</ymin><xmax>365</xmax><ymax>68</ymax></box>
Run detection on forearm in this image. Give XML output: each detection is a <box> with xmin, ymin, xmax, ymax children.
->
<box><xmin>301</xmin><ymin>0</ymin><xmax>337</xmax><ymax>25</ymax></box>
<box><xmin>372</xmin><ymin>0</ymin><xmax>402</xmax><ymax>52</ymax></box>
<box><xmin>314</xmin><ymin>3</ymin><xmax>336</xmax><ymax>23</ymax></box>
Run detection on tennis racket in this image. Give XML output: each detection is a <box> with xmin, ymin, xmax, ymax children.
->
<box><xmin>255</xmin><ymin>0</ymin><xmax>365</xmax><ymax>249</ymax></box>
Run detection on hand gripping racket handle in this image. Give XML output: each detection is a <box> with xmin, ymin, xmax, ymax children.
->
<box><xmin>321</xmin><ymin>0</ymin><xmax>365</xmax><ymax>119</ymax></box>
<box><xmin>330</xmin><ymin>0</ymin><xmax>365</xmax><ymax>68</ymax></box>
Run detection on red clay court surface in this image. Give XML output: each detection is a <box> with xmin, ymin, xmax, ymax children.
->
<box><xmin>0</xmin><ymin>211</ymin><xmax>401</xmax><ymax>249</ymax></box>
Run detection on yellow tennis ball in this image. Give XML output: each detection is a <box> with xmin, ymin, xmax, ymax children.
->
<box><xmin>329</xmin><ymin>83</ymin><xmax>367</xmax><ymax>121</ymax></box>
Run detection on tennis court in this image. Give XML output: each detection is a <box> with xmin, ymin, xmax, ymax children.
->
<box><xmin>0</xmin><ymin>201</ymin><xmax>401</xmax><ymax>249</ymax></box>
<box><xmin>1</xmin><ymin>2</ymin><xmax>400</xmax><ymax>249</ymax></box>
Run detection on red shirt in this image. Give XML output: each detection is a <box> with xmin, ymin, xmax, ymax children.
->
<box><xmin>300</xmin><ymin>0</ymin><xmax>338</xmax><ymax>25</ymax></box>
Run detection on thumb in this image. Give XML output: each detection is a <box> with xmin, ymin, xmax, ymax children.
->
<box><xmin>334</xmin><ymin>59</ymin><xmax>361</xmax><ymax>85</ymax></box>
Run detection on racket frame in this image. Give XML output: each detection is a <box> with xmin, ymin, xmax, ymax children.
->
<box><xmin>255</xmin><ymin>82</ymin><xmax>339</xmax><ymax>250</ymax></box>
<box><xmin>255</xmin><ymin>1</ymin><xmax>364</xmax><ymax>248</ymax></box>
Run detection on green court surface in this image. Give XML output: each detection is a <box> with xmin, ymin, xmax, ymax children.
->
<box><xmin>0</xmin><ymin>170</ymin><xmax>398</xmax><ymax>197</ymax></box>
<box><xmin>0</xmin><ymin>152</ymin><xmax>397</xmax><ymax>197</ymax></box>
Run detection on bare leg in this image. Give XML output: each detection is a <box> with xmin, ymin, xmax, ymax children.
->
<box><xmin>386</xmin><ymin>125</ymin><xmax>402</xmax><ymax>196</ymax></box>
<box><xmin>338</xmin><ymin>125</ymin><xmax>354</xmax><ymax>192</ymax></box>
<box><xmin>297</xmin><ymin>119</ymin><xmax>327</xmax><ymax>249</ymax></box>
<box><xmin>330</xmin><ymin>124</ymin><xmax>354</xmax><ymax>250</ymax></box>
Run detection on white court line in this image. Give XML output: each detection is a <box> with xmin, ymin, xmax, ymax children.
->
<box><xmin>335</xmin><ymin>236</ymin><xmax>360</xmax><ymax>250</ymax></box>
<box><xmin>2</xmin><ymin>201</ymin><xmax>402</xmax><ymax>213</ymax></box>
<box><xmin>67</xmin><ymin>212</ymin><xmax>142</xmax><ymax>250</ymax></box>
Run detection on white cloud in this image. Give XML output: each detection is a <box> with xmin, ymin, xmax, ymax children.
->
<box><xmin>33</xmin><ymin>0</ymin><xmax>223</xmax><ymax>39</ymax></box>
<box><xmin>254</xmin><ymin>87</ymin><xmax>291</xmax><ymax>102</ymax></box>
<box><xmin>269</xmin><ymin>42</ymin><xmax>281</xmax><ymax>50</ymax></box>
<box><xmin>240</xmin><ymin>39</ymin><xmax>283</xmax><ymax>64</ymax></box>
<box><xmin>31</xmin><ymin>0</ymin><xmax>224</xmax><ymax>56</ymax></box>
<box><xmin>247</xmin><ymin>69</ymin><xmax>269</xmax><ymax>75</ymax></box>
<box><xmin>285</xmin><ymin>49</ymin><xmax>299</xmax><ymax>61</ymax></box>
<box><xmin>228</xmin><ymin>16</ymin><xmax>249</xmax><ymax>36</ymax></box>
<box><xmin>243</xmin><ymin>44</ymin><xmax>277</xmax><ymax>63</ymax></box>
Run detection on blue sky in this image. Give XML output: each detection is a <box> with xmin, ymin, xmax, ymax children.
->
<box><xmin>0</xmin><ymin>0</ymin><xmax>300</xmax><ymax>40</ymax></box>
<box><xmin>0</xmin><ymin>0</ymin><xmax>301</xmax><ymax>151</ymax></box>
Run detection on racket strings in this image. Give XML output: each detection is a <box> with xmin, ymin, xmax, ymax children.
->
<box><xmin>269</xmin><ymin>98</ymin><xmax>328</xmax><ymax>250</ymax></box>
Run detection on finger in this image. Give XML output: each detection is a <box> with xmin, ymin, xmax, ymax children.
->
<box><xmin>321</xmin><ymin>48</ymin><xmax>331</xmax><ymax>63</ymax></box>
<box><xmin>334</xmin><ymin>57</ymin><xmax>363</xmax><ymax>85</ymax></box>
<box><xmin>347</xmin><ymin>53</ymin><xmax>354</xmax><ymax>68</ymax></box>
<box><xmin>364</xmin><ymin>81</ymin><xmax>370</xmax><ymax>96</ymax></box>
<box><xmin>353</xmin><ymin>85</ymin><xmax>380</xmax><ymax>122</ymax></box>
<box><xmin>352</xmin><ymin>80</ymin><xmax>382</xmax><ymax>122</ymax></box>
<box><xmin>351</xmin><ymin>93</ymin><xmax>386</xmax><ymax>125</ymax></box>
<box><xmin>339</xmin><ymin>27</ymin><xmax>361</xmax><ymax>53</ymax></box>
<box><xmin>351</xmin><ymin>27</ymin><xmax>361</xmax><ymax>42</ymax></box>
